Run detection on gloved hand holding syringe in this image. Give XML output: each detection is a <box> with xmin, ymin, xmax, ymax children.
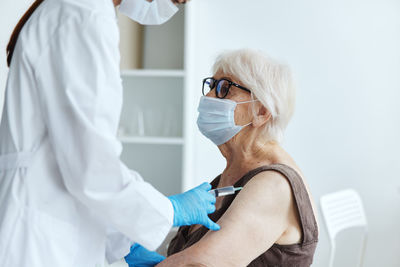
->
<box><xmin>126</xmin><ymin>186</ymin><xmax>243</xmax><ymax>267</ymax></box>
<box><xmin>209</xmin><ymin>186</ymin><xmax>243</xmax><ymax>197</ymax></box>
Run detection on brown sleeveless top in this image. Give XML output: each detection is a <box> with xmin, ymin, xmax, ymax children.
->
<box><xmin>167</xmin><ymin>164</ymin><xmax>319</xmax><ymax>267</ymax></box>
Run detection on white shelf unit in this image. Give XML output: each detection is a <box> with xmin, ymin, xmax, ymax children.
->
<box><xmin>118</xmin><ymin>136</ymin><xmax>184</xmax><ymax>145</ymax></box>
<box><xmin>118</xmin><ymin>7</ymin><xmax>190</xmax><ymax>196</ymax></box>
<box><xmin>121</xmin><ymin>69</ymin><xmax>185</xmax><ymax>78</ymax></box>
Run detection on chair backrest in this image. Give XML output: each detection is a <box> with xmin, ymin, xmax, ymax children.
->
<box><xmin>320</xmin><ymin>189</ymin><xmax>367</xmax><ymax>240</ymax></box>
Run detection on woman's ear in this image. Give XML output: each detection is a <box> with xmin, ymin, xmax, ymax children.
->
<box><xmin>252</xmin><ymin>105</ymin><xmax>271</xmax><ymax>128</ymax></box>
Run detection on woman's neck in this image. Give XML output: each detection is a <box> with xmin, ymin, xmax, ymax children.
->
<box><xmin>218</xmin><ymin>140</ymin><xmax>281</xmax><ymax>187</ymax></box>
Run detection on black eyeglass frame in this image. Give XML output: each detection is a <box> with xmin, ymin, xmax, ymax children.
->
<box><xmin>202</xmin><ymin>77</ymin><xmax>252</xmax><ymax>99</ymax></box>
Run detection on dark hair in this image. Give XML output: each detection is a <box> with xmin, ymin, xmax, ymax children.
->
<box><xmin>6</xmin><ymin>0</ymin><xmax>44</xmax><ymax>67</ymax></box>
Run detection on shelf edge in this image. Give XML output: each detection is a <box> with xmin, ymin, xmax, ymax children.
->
<box><xmin>119</xmin><ymin>136</ymin><xmax>185</xmax><ymax>145</ymax></box>
<box><xmin>121</xmin><ymin>69</ymin><xmax>185</xmax><ymax>77</ymax></box>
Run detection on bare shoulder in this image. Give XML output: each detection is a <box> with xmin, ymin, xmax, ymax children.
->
<box><xmin>246</xmin><ymin>163</ymin><xmax>319</xmax><ymax>240</ymax></box>
<box><xmin>221</xmin><ymin>167</ymin><xmax>296</xmax><ymax>240</ymax></box>
<box><xmin>241</xmin><ymin>168</ymin><xmax>293</xmax><ymax>211</ymax></box>
<box><xmin>157</xmin><ymin>168</ymin><xmax>303</xmax><ymax>267</ymax></box>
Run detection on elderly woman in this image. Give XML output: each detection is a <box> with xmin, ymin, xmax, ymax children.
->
<box><xmin>156</xmin><ymin>49</ymin><xmax>319</xmax><ymax>267</ymax></box>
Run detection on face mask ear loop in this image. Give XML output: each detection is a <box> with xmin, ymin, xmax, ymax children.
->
<box><xmin>241</xmin><ymin>121</ymin><xmax>252</xmax><ymax>127</ymax></box>
<box><xmin>238</xmin><ymin>95</ymin><xmax>258</xmax><ymax>127</ymax></box>
<box><xmin>237</xmin><ymin>99</ymin><xmax>259</xmax><ymax>104</ymax></box>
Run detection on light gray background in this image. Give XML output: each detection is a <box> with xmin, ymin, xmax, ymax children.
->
<box><xmin>185</xmin><ymin>1</ymin><xmax>400</xmax><ymax>267</ymax></box>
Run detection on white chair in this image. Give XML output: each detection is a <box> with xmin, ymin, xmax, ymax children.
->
<box><xmin>320</xmin><ymin>189</ymin><xmax>368</xmax><ymax>267</ymax></box>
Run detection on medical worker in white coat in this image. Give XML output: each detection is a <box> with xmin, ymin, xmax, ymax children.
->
<box><xmin>0</xmin><ymin>0</ymin><xmax>219</xmax><ymax>266</ymax></box>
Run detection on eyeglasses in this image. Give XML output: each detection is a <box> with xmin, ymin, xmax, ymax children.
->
<box><xmin>202</xmin><ymin>77</ymin><xmax>251</xmax><ymax>99</ymax></box>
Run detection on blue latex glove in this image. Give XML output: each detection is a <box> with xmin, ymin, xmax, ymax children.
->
<box><xmin>124</xmin><ymin>243</ymin><xmax>165</xmax><ymax>267</ymax></box>
<box><xmin>168</xmin><ymin>182</ymin><xmax>220</xmax><ymax>231</ymax></box>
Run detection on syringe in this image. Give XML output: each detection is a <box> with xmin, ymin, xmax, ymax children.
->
<box><xmin>209</xmin><ymin>186</ymin><xmax>243</xmax><ymax>197</ymax></box>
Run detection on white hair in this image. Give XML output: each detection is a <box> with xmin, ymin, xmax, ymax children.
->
<box><xmin>212</xmin><ymin>49</ymin><xmax>296</xmax><ymax>143</ymax></box>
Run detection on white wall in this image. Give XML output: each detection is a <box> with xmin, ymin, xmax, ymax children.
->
<box><xmin>186</xmin><ymin>0</ymin><xmax>400</xmax><ymax>266</ymax></box>
<box><xmin>0</xmin><ymin>0</ymin><xmax>33</xmax><ymax>113</ymax></box>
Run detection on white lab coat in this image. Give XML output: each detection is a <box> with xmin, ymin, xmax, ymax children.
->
<box><xmin>0</xmin><ymin>0</ymin><xmax>174</xmax><ymax>266</ymax></box>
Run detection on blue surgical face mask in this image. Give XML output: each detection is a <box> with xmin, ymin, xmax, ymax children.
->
<box><xmin>197</xmin><ymin>96</ymin><xmax>258</xmax><ymax>146</ymax></box>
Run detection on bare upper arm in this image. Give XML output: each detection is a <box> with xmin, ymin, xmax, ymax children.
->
<box><xmin>157</xmin><ymin>171</ymin><xmax>294</xmax><ymax>267</ymax></box>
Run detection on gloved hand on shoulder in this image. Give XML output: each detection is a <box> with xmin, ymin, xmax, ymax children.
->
<box><xmin>168</xmin><ymin>182</ymin><xmax>220</xmax><ymax>231</ymax></box>
<box><xmin>125</xmin><ymin>243</ymin><xmax>165</xmax><ymax>267</ymax></box>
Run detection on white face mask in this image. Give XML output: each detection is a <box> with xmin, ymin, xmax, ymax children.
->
<box><xmin>197</xmin><ymin>96</ymin><xmax>258</xmax><ymax>146</ymax></box>
<box><xmin>119</xmin><ymin>0</ymin><xmax>178</xmax><ymax>25</ymax></box>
